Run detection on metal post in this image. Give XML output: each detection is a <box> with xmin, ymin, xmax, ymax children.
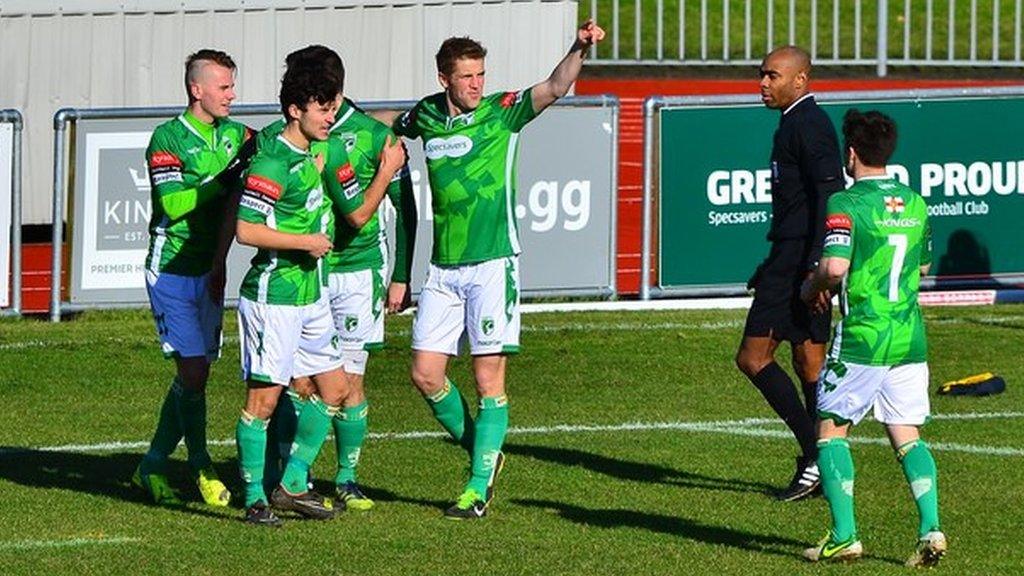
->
<box><xmin>11</xmin><ymin>112</ymin><xmax>22</xmax><ymax>315</ymax></box>
<box><xmin>0</xmin><ymin>110</ymin><xmax>23</xmax><ymax>316</ymax></box>
<box><xmin>640</xmin><ymin>97</ymin><xmax>659</xmax><ymax>301</ymax></box>
<box><xmin>51</xmin><ymin>109</ymin><xmax>72</xmax><ymax>322</ymax></box>
<box><xmin>877</xmin><ymin>0</ymin><xmax>889</xmax><ymax>76</ymax></box>
<box><xmin>608</xmin><ymin>97</ymin><xmax>620</xmax><ymax>298</ymax></box>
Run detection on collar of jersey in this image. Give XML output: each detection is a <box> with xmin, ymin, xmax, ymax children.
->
<box><xmin>782</xmin><ymin>92</ymin><xmax>815</xmax><ymax>115</ymax></box>
<box><xmin>276</xmin><ymin>133</ymin><xmax>311</xmax><ymax>156</ymax></box>
<box><xmin>330</xmin><ymin>103</ymin><xmax>356</xmax><ymax>133</ymax></box>
<box><xmin>178</xmin><ymin>110</ymin><xmax>218</xmax><ymax>148</ymax></box>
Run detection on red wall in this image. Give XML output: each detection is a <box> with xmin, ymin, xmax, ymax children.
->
<box><xmin>574</xmin><ymin>77</ymin><xmax>1023</xmax><ymax>295</ymax></box>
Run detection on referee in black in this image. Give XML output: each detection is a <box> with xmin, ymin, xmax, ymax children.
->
<box><xmin>736</xmin><ymin>45</ymin><xmax>844</xmax><ymax>502</ymax></box>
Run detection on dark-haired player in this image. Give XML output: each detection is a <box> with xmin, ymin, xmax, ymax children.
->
<box><xmin>800</xmin><ymin>109</ymin><xmax>944</xmax><ymax>566</ymax></box>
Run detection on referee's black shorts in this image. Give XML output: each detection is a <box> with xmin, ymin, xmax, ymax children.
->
<box><xmin>743</xmin><ymin>238</ymin><xmax>831</xmax><ymax>344</ymax></box>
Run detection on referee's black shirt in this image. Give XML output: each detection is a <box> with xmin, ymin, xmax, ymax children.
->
<box><xmin>767</xmin><ymin>94</ymin><xmax>844</xmax><ymax>269</ymax></box>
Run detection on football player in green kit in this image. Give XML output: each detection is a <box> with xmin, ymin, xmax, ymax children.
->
<box><xmin>254</xmin><ymin>46</ymin><xmax>412</xmax><ymax>511</ymax></box>
<box><xmin>233</xmin><ymin>51</ymin><xmax>356</xmax><ymax>526</ymax></box>
<box><xmin>393</xmin><ymin>21</ymin><xmax>605</xmax><ymax>519</ymax></box>
<box><xmin>800</xmin><ymin>110</ymin><xmax>946</xmax><ymax>567</ymax></box>
<box><xmin>319</xmin><ymin>92</ymin><xmax>412</xmax><ymax>509</ymax></box>
<box><xmin>134</xmin><ymin>49</ymin><xmax>254</xmax><ymax>507</ymax></box>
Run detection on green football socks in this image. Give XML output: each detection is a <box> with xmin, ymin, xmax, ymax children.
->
<box><xmin>333</xmin><ymin>401</ymin><xmax>369</xmax><ymax>485</ymax></box>
<box><xmin>897</xmin><ymin>439</ymin><xmax>941</xmax><ymax>537</ymax></box>
<box><xmin>424</xmin><ymin>378</ymin><xmax>475</xmax><ymax>451</ymax></box>
<box><xmin>280</xmin><ymin>396</ymin><xmax>337</xmax><ymax>494</ymax></box>
<box><xmin>139</xmin><ymin>378</ymin><xmax>184</xmax><ymax>476</ymax></box>
<box><xmin>174</xmin><ymin>381</ymin><xmax>212</xmax><ymax>472</ymax></box>
<box><xmin>236</xmin><ymin>411</ymin><xmax>269</xmax><ymax>507</ymax></box>
<box><xmin>818</xmin><ymin>437</ymin><xmax>858</xmax><ymax>542</ymax></box>
<box><xmin>264</xmin><ymin>389</ymin><xmax>306</xmax><ymax>488</ymax></box>
<box><xmin>466</xmin><ymin>395</ymin><xmax>509</xmax><ymax>496</ymax></box>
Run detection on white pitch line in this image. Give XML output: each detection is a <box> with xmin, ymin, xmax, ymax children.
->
<box><xmin>0</xmin><ymin>536</ymin><xmax>140</xmax><ymax>551</ymax></box>
<box><xmin>3</xmin><ymin>412</ymin><xmax>1020</xmax><ymax>458</ymax></box>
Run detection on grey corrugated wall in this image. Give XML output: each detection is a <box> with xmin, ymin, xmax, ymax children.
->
<box><xmin>0</xmin><ymin>0</ymin><xmax>578</xmax><ymax>224</ymax></box>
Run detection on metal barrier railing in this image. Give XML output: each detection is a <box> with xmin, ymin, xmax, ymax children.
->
<box><xmin>50</xmin><ymin>96</ymin><xmax>619</xmax><ymax>321</ymax></box>
<box><xmin>1</xmin><ymin>109</ymin><xmax>22</xmax><ymax>317</ymax></box>
<box><xmin>587</xmin><ymin>0</ymin><xmax>1024</xmax><ymax>76</ymax></box>
<box><xmin>640</xmin><ymin>85</ymin><xmax>1024</xmax><ymax>300</ymax></box>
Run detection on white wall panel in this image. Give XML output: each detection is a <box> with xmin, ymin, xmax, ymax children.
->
<box><xmin>0</xmin><ymin>1</ymin><xmax>578</xmax><ymax>224</ymax></box>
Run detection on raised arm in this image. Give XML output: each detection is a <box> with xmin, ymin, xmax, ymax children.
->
<box><xmin>530</xmin><ymin>20</ymin><xmax>605</xmax><ymax>114</ymax></box>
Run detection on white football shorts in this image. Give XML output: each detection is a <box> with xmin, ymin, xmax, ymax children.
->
<box><xmin>817</xmin><ymin>360</ymin><xmax>931</xmax><ymax>426</ymax></box>
<box><xmin>412</xmin><ymin>256</ymin><xmax>520</xmax><ymax>356</ymax></box>
<box><xmin>237</xmin><ymin>296</ymin><xmax>342</xmax><ymax>386</ymax></box>
<box><xmin>328</xmin><ymin>266</ymin><xmax>386</xmax><ymax>352</ymax></box>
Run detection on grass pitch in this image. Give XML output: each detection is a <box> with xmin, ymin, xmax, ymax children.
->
<box><xmin>0</xmin><ymin>304</ymin><xmax>1022</xmax><ymax>574</ymax></box>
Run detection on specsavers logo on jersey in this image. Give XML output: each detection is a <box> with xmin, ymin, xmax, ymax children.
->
<box><xmin>424</xmin><ymin>135</ymin><xmax>474</xmax><ymax>160</ymax></box>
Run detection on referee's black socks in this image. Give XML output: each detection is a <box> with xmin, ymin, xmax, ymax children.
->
<box><xmin>751</xmin><ymin>362</ymin><xmax>818</xmax><ymax>459</ymax></box>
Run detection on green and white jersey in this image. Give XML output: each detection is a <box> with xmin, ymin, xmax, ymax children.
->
<box><xmin>822</xmin><ymin>176</ymin><xmax>933</xmax><ymax>365</ymax></box>
<box><xmin>237</xmin><ymin>134</ymin><xmax>333</xmax><ymax>306</ymax></box>
<box><xmin>394</xmin><ymin>89</ymin><xmax>537</xmax><ymax>265</ymax></box>
<box><xmin>145</xmin><ymin>110</ymin><xmax>249</xmax><ymax>275</ymax></box>
<box><xmin>324</xmin><ymin>99</ymin><xmax>417</xmax><ymax>281</ymax></box>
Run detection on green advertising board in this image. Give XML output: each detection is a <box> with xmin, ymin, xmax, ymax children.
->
<box><xmin>657</xmin><ymin>91</ymin><xmax>1024</xmax><ymax>293</ymax></box>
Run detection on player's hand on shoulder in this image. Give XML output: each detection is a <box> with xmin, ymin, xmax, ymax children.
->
<box><xmin>379</xmin><ymin>135</ymin><xmax>407</xmax><ymax>177</ymax></box>
<box><xmin>314</xmin><ymin>152</ymin><xmax>326</xmax><ymax>174</ymax></box>
<box><xmin>305</xmin><ymin>233</ymin><xmax>332</xmax><ymax>258</ymax></box>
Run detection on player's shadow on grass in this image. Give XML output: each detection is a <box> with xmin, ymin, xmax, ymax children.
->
<box><xmin>502</xmin><ymin>443</ymin><xmax>777</xmax><ymax>496</ymax></box>
<box><xmin>514</xmin><ymin>498</ymin><xmax>903</xmax><ymax>566</ymax></box>
<box><xmin>0</xmin><ymin>448</ymin><xmax>231</xmax><ymax>519</ymax></box>
<box><xmin>515</xmin><ymin>498</ymin><xmax>804</xmax><ymax>558</ymax></box>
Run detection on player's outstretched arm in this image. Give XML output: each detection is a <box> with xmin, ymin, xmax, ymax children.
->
<box><xmin>530</xmin><ymin>19</ymin><xmax>605</xmax><ymax>114</ymax></box>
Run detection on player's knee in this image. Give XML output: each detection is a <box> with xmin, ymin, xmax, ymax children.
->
<box><xmin>735</xmin><ymin>349</ymin><xmax>766</xmax><ymax>378</ymax></box>
<box><xmin>243</xmin><ymin>388</ymin><xmax>279</xmax><ymax>420</ymax></box>
<box><xmin>410</xmin><ymin>366</ymin><xmax>444</xmax><ymax>396</ymax></box>
<box><xmin>793</xmin><ymin>359</ymin><xmax>823</xmax><ymax>384</ymax></box>
<box><xmin>290</xmin><ymin>376</ymin><xmax>316</xmax><ymax>398</ymax></box>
